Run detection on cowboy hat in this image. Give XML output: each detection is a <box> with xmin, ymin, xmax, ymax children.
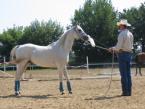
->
<box><xmin>117</xmin><ymin>19</ymin><xmax>131</xmax><ymax>26</ymax></box>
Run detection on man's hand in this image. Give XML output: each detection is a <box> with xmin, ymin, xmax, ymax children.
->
<box><xmin>108</xmin><ymin>47</ymin><xmax>118</xmax><ymax>53</ymax></box>
<box><xmin>108</xmin><ymin>47</ymin><xmax>113</xmax><ymax>53</ymax></box>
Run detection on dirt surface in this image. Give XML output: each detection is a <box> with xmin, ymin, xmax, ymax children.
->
<box><xmin>0</xmin><ymin>68</ymin><xmax>145</xmax><ymax>109</ymax></box>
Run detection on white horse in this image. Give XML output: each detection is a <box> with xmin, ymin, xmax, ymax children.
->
<box><xmin>9</xmin><ymin>25</ymin><xmax>95</xmax><ymax>96</ymax></box>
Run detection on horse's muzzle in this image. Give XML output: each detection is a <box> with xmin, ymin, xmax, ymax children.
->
<box><xmin>82</xmin><ymin>35</ymin><xmax>89</xmax><ymax>41</ymax></box>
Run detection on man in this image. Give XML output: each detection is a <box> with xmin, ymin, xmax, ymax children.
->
<box><xmin>108</xmin><ymin>19</ymin><xmax>134</xmax><ymax>96</ymax></box>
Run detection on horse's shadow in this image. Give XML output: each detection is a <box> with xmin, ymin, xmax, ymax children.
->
<box><xmin>85</xmin><ymin>95</ymin><xmax>122</xmax><ymax>101</ymax></box>
<box><xmin>0</xmin><ymin>93</ymin><xmax>73</xmax><ymax>99</ymax></box>
<box><xmin>0</xmin><ymin>94</ymin><xmax>57</xmax><ymax>99</ymax></box>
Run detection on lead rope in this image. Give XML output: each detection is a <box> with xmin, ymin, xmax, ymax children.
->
<box><xmin>93</xmin><ymin>44</ymin><xmax>115</xmax><ymax>97</ymax></box>
<box><xmin>103</xmin><ymin>50</ymin><xmax>115</xmax><ymax>97</ymax></box>
<box><xmin>85</xmin><ymin>42</ymin><xmax>115</xmax><ymax>97</ymax></box>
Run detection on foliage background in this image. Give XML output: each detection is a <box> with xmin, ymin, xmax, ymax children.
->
<box><xmin>0</xmin><ymin>0</ymin><xmax>145</xmax><ymax>64</ymax></box>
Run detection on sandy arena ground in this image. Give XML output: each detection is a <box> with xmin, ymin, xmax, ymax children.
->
<box><xmin>0</xmin><ymin>68</ymin><xmax>145</xmax><ymax>109</ymax></box>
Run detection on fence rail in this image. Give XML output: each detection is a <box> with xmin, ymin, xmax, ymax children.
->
<box><xmin>0</xmin><ymin>62</ymin><xmax>138</xmax><ymax>71</ymax></box>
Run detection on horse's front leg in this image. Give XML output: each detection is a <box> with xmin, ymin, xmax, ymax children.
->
<box><xmin>58</xmin><ymin>71</ymin><xmax>65</xmax><ymax>95</ymax></box>
<box><xmin>135</xmin><ymin>65</ymin><xmax>138</xmax><ymax>76</ymax></box>
<box><xmin>64</xmin><ymin>67</ymin><xmax>72</xmax><ymax>94</ymax></box>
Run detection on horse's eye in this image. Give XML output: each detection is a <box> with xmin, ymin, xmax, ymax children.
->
<box><xmin>78</xmin><ymin>29</ymin><xmax>82</xmax><ymax>33</ymax></box>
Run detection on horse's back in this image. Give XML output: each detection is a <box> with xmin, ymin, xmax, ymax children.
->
<box><xmin>135</xmin><ymin>52</ymin><xmax>145</xmax><ymax>63</ymax></box>
<box><xmin>15</xmin><ymin>44</ymin><xmax>48</xmax><ymax>60</ymax></box>
<box><xmin>30</xmin><ymin>44</ymin><xmax>68</xmax><ymax>67</ymax></box>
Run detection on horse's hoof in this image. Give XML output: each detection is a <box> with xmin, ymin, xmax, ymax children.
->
<box><xmin>69</xmin><ymin>91</ymin><xmax>73</xmax><ymax>94</ymax></box>
<box><xmin>61</xmin><ymin>92</ymin><xmax>65</xmax><ymax>95</ymax></box>
<box><xmin>15</xmin><ymin>92</ymin><xmax>21</xmax><ymax>96</ymax></box>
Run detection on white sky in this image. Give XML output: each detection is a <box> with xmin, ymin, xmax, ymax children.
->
<box><xmin>0</xmin><ymin>0</ymin><xmax>144</xmax><ymax>33</ymax></box>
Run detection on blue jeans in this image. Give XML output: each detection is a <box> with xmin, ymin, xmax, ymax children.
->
<box><xmin>118</xmin><ymin>52</ymin><xmax>132</xmax><ymax>95</ymax></box>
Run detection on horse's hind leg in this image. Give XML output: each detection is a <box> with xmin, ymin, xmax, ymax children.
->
<box><xmin>139</xmin><ymin>66</ymin><xmax>142</xmax><ymax>76</ymax></box>
<box><xmin>15</xmin><ymin>61</ymin><xmax>28</xmax><ymax>96</ymax></box>
<box><xmin>64</xmin><ymin>67</ymin><xmax>72</xmax><ymax>94</ymax></box>
<box><xmin>21</xmin><ymin>63</ymin><xmax>30</xmax><ymax>80</ymax></box>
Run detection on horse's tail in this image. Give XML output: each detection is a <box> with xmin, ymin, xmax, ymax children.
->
<box><xmin>9</xmin><ymin>45</ymin><xmax>20</xmax><ymax>64</ymax></box>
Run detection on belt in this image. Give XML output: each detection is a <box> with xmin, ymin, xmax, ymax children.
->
<box><xmin>119</xmin><ymin>50</ymin><xmax>132</xmax><ymax>53</ymax></box>
<box><xmin>118</xmin><ymin>50</ymin><xmax>132</xmax><ymax>53</ymax></box>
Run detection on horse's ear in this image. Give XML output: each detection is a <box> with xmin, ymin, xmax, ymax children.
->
<box><xmin>72</xmin><ymin>25</ymin><xmax>77</xmax><ymax>30</ymax></box>
<box><xmin>75</xmin><ymin>24</ymin><xmax>81</xmax><ymax>29</ymax></box>
<box><xmin>73</xmin><ymin>23</ymin><xmax>80</xmax><ymax>28</ymax></box>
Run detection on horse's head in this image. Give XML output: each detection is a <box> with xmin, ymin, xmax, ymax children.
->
<box><xmin>73</xmin><ymin>25</ymin><xmax>88</xmax><ymax>40</ymax></box>
<box><xmin>73</xmin><ymin>25</ymin><xmax>95</xmax><ymax>47</ymax></box>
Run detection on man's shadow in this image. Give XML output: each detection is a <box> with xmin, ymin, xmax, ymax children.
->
<box><xmin>85</xmin><ymin>95</ymin><xmax>122</xmax><ymax>101</ymax></box>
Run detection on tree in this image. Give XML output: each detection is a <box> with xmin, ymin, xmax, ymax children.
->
<box><xmin>119</xmin><ymin>2</ymin><xmax>145</xmax><ymax>51</ymax></box>
<box><xmin>0</xmin><ymin>26</ymin><xmax>23</xmax><ymax>57</ymax></box>
<box><xmin>71</xmin><ymin>0</ymin><xmax>117</xmax><ymax>63</ymax></box>
<box><xmin>0</xmin><ymin>19</ymin><xmax>64</xmax><ymax>58</ymax></box>
<box><xmin>19</xmin><ymin>19</ymin><xmax>64</xmax><ymax>45</ymax></box>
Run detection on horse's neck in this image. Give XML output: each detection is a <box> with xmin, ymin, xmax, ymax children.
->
<box><xmin>64</xmin><ymin>36</ymin><xmax>75</xmax><ymax>53</ymax></box>
<box><xmin>58</xmin><ymin>31</ymin><xmax>75</xmax><ymax>53</ymax></box>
